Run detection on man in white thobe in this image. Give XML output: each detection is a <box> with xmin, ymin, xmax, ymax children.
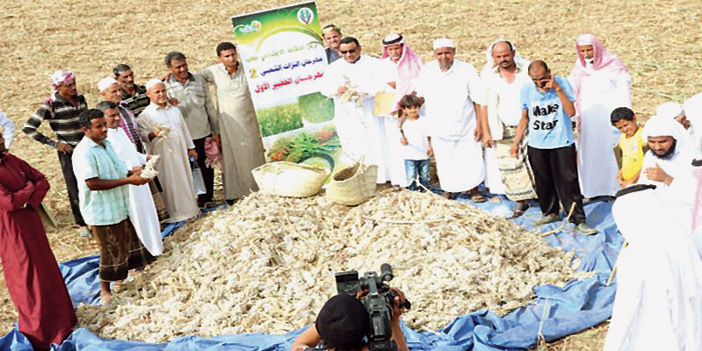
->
<box><xmin>98</xmin><ymin>100</ymin><xmax>163</xmax><ymax>256</ymax></box>
<box><xmin>569</xmin><ymin>34</ymin><xmax>631</xmax><ymax>199</ymax></box>
<box><xmin>199</xmin><ymin>42</ymin><xmax>266</xmax><ymax>202</ymax></box>
<box><xmin>605</xmin><ymin>184</ymin><xmax>702</xmax><ymax>351</ymax></box>
<box><xmin>638</xmin><ymin>115</ymin><xmax>695</xmax><ymax>190</ymax></box>
<box><xmin>683</xmin><ymin>94</ymin><xmax>702</xmax><ymax>155</ymax></box>
<box><xmin>0</xmin><ymin>111</ymin><xmax>14</xmax><ymax>150</ymax></box>
<box><xmin>376</xmin><ymin>33</ymin><xmax>424</xmax><ymax>188</ymax></box>
<box><xmin>138</xmin><ymin>79</ymin><xmax>199</xmax><ymax>224</ymax></box>
<box><xmin>319</xmin><ymin>36</ymin><xmax>388</xmax><ymax>182</ymax></box>
<box><xmin>414</xmin><ymin>38</ymin><xmax>487</xmax><ymax>201</ymax></box>
<box><xmin>480</xmin><ymin>39</ymin><xmax>536</xmax><ymax>215</ymax></box>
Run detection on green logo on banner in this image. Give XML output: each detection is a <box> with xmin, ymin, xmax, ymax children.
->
<box><xmin>297</xmin><ymin>7</ymin><xmax>313</xmax><ymax>25</ymax></box>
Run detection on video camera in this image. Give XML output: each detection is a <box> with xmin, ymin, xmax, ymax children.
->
<box><xmin>334</xmin><ymin>264</ymin><xmax>411</xmax><ymax>351</ymax></box>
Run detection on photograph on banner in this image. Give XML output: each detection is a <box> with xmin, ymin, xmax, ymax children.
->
<box><xmin>231</xmin><ymin>2</ymin><xmax>340</xmax><ymax>174</ymax></box>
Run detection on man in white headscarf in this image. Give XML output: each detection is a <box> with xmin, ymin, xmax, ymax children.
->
<box><xmin>414</xmin><ymin>38</ymin><xmax>487</xmax><ymax>201</ymax></box>
<box><xmin>480</xmin><ymin>39</ymin><xmax>535</xmax><ymax>216</ymax></box>
<box><xmin>569</xmin><ymin>34</ymin><xmax>631</xmax><ymax>200</ymax></box>
<box><xmin>638</xmin><ymin>115</ymin><xmax>695</xmax><ymax>188</ymax></box>
<box><xmin>604</xmin><ymin>184</ymin><xmax>702</xmax><ymax>351</ymax></box>
<box><xmin>684</xmin><ymin>93</ymin><xmax>702</xmax><ymax>156</ymax></box>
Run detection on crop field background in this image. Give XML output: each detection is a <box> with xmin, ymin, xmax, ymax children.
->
<box><xmin>0</xmin><ymin>0</ymin><xmax>700</xmax><ymax>349</ymax></box>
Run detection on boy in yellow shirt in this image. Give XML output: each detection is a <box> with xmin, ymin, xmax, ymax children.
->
<box><xmin>611</xmin><ymin>107</ymin><xmax>647</xmax><ymax>187</ymax></box>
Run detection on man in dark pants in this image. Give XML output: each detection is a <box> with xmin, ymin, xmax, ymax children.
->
<box><xmin>510</xmin><ymin>60</ymin><xmax>597</xmax><ymax>235</ymax></box>
<box><xmin>22</xmin><ymin>69</ymin><xmax>91</xmax><ymax>237</ymax></box>
<box><xmin>163</xmin><ymin>51</ymin><xmax>220</xmax><ymax>207</ymax></box>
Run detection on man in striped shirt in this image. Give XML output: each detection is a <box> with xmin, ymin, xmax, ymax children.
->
<box><xmin>22</xmin><ymin>69</ymin><xmax>90</xmax><ymax>237</ymax></box>
<box><xmin>114</xmin><ymin>64</ymin><xmax>151</xmax><ymax>117</ymax></box>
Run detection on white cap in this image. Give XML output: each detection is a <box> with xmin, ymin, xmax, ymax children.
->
<box><xmin>656</xmin><ymin>102</ymin><xmax>684</xmax><ymax>121</ymax></box>
<box><xmin>98</xmin><ymin>77</ymin><xmax>119</xmax><ymax>92</ymax></box>
<box><xmin>145</xmin><ymin>79</ymin><xmax>165</xmax><ymax>91</ymax></box>
<box><xmin>432</xmin><ymin>38</ymin><xmax>455</xmax><ymax>51</ymax></box>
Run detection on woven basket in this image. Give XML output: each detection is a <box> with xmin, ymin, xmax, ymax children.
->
<box><xmin>251</xmin><ymin>162</ymin><xmax>329</xmax><ymax>198</ymax></box>
<box><xmin>326</xmin><ymin>161</ymin><xmax>378</xmax><ymax>206</ymax></box>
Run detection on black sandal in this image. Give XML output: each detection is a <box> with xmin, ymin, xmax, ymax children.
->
<box><xmin>511</xmin><ymin>202</ymin><xmax>530</xmax><ymax>218</ymax></box>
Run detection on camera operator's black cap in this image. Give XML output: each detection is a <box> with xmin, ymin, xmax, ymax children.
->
<box><xmin>315</xmin><ymin>294</ymin><xmax>370</xmax><ymax>350</ymax></box>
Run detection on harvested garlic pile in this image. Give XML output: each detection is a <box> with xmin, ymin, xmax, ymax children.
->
<box><xmin>77</xmin><ymin>190</ymin><xmax>586</xmax><ymax>342</ymax></box>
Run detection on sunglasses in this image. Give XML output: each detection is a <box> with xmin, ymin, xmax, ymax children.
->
<box><xmin>340</xmin><ymin>47</ymin><xmax>358</xmax><ymax>55</ymax></box>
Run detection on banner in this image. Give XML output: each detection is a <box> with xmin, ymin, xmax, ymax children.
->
<box><xmin>231</xmin><ymin>2</ymin><xmax>339</xmax><ymax>172</ymax></box>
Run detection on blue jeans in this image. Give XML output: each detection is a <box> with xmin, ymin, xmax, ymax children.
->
<box><xmin>404</xmin><ymin>159</ymin><xmax>430</xmax><ymax>191</ymax></box>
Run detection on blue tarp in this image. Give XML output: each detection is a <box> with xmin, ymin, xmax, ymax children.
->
<box><xmin>1</xmin><ymin>195</ymin><xmax>624</xmax><ymax>350</ymax></box>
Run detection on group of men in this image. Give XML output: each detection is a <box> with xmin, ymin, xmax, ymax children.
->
<box><xmin>321</xmin><ymin>26</ymin><xmax>636</xmax><ymax>234</ymax></box>
<box><xmin>2</xmin><ymin>21</ymin><xmax>701</xmax><ymax>349</ymax></box>
<box><xmin>0</xmin><ymin>41</ymin><xmax>270</xmax><ymax>347</ymax></box>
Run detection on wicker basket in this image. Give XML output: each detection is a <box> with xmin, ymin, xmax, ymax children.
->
<box><xmin>326</xmin><ymin>161</ymin><xmax>378</xmax><ymax>206</ymax></box>
<box><xmin>251</xmin><ymin>162</ymin><xmax>329</xmax><ymax>198</ymax></box>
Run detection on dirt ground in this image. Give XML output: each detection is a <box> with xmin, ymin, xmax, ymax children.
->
<box><xmin>0</xmin><ymin>0</ymin><xmax>700</xmax><ymax>349</ymax></box>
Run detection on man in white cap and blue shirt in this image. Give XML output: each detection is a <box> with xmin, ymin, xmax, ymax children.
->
<box><xmin>414</xmin><ymin>38</ymin><xmax>487</xmax><ymax>201</ymax></box>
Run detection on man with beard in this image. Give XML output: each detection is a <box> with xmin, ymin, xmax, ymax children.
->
<box><xmin>480</xmin><ymin>39</ymin><xmax>536</xmax><ymax>216</ymax></box>
<box><xmin>414</xmin><ymin>38</ymin><xmax>487</xmax><ymax>201</ymax></box>
<box><xmin>322</xmin><ymin>24</ymin><xmax>342</xmax><ymax>64</ymax></box>
<box><xmin>638</xmin><ymin>115</ymin><xmax>695</xmax><ymax>188</ymax></box>
<box><xmin>22</xmin><ymin>69</ymin><xmax>90</xmax><ymax>237</ymax></box>
<box><xmin>114</xmin><ymin>64</ymin><xmax>151</xmax><ymax>116</ymax></box>
<box><xmin>164</xmin><ymin>51</ymin><xmax>220</xmax><ymax>207</ymax></box>
<box><xmin>377</xmin><ymin>33</ymin><xmax>424</xmax><ymax>188</ymax></box>
<box><xmin>199</xmin><ymin>42</ymin><xmax>265</xmax><ymax>202</ymax></box>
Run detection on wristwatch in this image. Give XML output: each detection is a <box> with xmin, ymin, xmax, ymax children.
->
<box><xmin>48</xmin><ymin>140</ymin><xmax>57</xmax><ymax>148</ymax></box>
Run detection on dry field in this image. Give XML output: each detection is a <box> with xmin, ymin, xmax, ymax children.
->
<box><xmin>0</xmin><ymin>0</ymin><xmax>700</xmax><ymax>349</ymax></box>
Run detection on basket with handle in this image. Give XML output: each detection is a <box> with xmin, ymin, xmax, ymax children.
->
<box><xmin>326</xmin><ymin>159</ymin><xmax>378</xmax><ymax>206</ymax></box>
<box><xmin>251</xmin><ymin>162</ymin><xmax>330</xmax><ymax>198</ymax></box>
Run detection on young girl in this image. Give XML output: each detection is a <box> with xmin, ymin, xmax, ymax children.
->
<box><xmin>399</xmin><ymin>94</ymin><xmax>433</xmax><ymax>191</ymax></box>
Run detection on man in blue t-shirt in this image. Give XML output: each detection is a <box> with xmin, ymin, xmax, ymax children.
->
<box><xmin>510</xmin><ymin>60</ymin><xmax>597</xmax><ymax>235</ymax></box>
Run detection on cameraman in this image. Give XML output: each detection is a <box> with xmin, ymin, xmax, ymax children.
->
<box><xmin>291</xmin><ymin>289</ymin><xmax>410</xmax><ymax>351</ymax></box>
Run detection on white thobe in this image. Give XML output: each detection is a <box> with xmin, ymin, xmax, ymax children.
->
<box><xmin>605</xmin><ymin>187</ymin><xmax>702</xmax><ymax>351</ymax></box>
<box><xmin>377</xmin><ymin>58</ymin><xmax>408</xmax><ymax>187</ymax></box>
<box><xmin>638</xmin><ymin>147</ymin><xmax>694</xmax><ymax>190</ymax></box>
<box><xmin>106</xmin><ymin>128</ymin><xmax>163</xmax><ymax>256</ymax></box>
<box><xmin>570</xmin><ymin>69</ymin><xmax>631</xmax><ymax>198</ymax></box>
<box><xmin>200</xmin><ymin>63</ymin><xmax>265</xmax><ymax>200</ymax></box>
<box><xmin>320</xmin><ymin>55</ymin><xmax>388</xmax><ymax>182</ymax></box>
<box><xmin>138</xmin><ymin>103</ymin><xmax>199</xmax><ymax>223</ymax></box>
<box><xmin>415</xmin><ymin>59</ymin><xmax>486</xmax><ymax>192</ymax></box>
<box><xmin>481</xmin><ymin>62</ymin><xmax>531</xmax><ymax>195</ymax></box>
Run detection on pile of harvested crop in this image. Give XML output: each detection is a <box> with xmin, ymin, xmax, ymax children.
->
<box><xmin>77</xmin><ymin>189</ymin><xmax>585</xmax><ymax>342</ymax></box>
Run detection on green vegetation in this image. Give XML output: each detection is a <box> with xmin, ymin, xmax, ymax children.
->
<box><xmin>298</xmin><ymin>92</ymin><xmax>334</xmax><ymax>123</ymax></box>
<box><xmin>257</xmin><ymin>103</ymin><xmax>304</xmax><ymax>137</ymax></box>
<box><xmin>267</xmin><ymin>126</ymin><xmax>340</xmax><ymax>164</ymax></box>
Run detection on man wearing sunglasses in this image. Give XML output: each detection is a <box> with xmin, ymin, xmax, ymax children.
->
<box><xmin>320</xmin><ymin>37</ymin><xmax>391</xmax><ymax>182</ymax></box>
<box><xmin>510</xmin><ymin>60</ymin><xmax>597</xmax><ymax>235</ymax></box>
